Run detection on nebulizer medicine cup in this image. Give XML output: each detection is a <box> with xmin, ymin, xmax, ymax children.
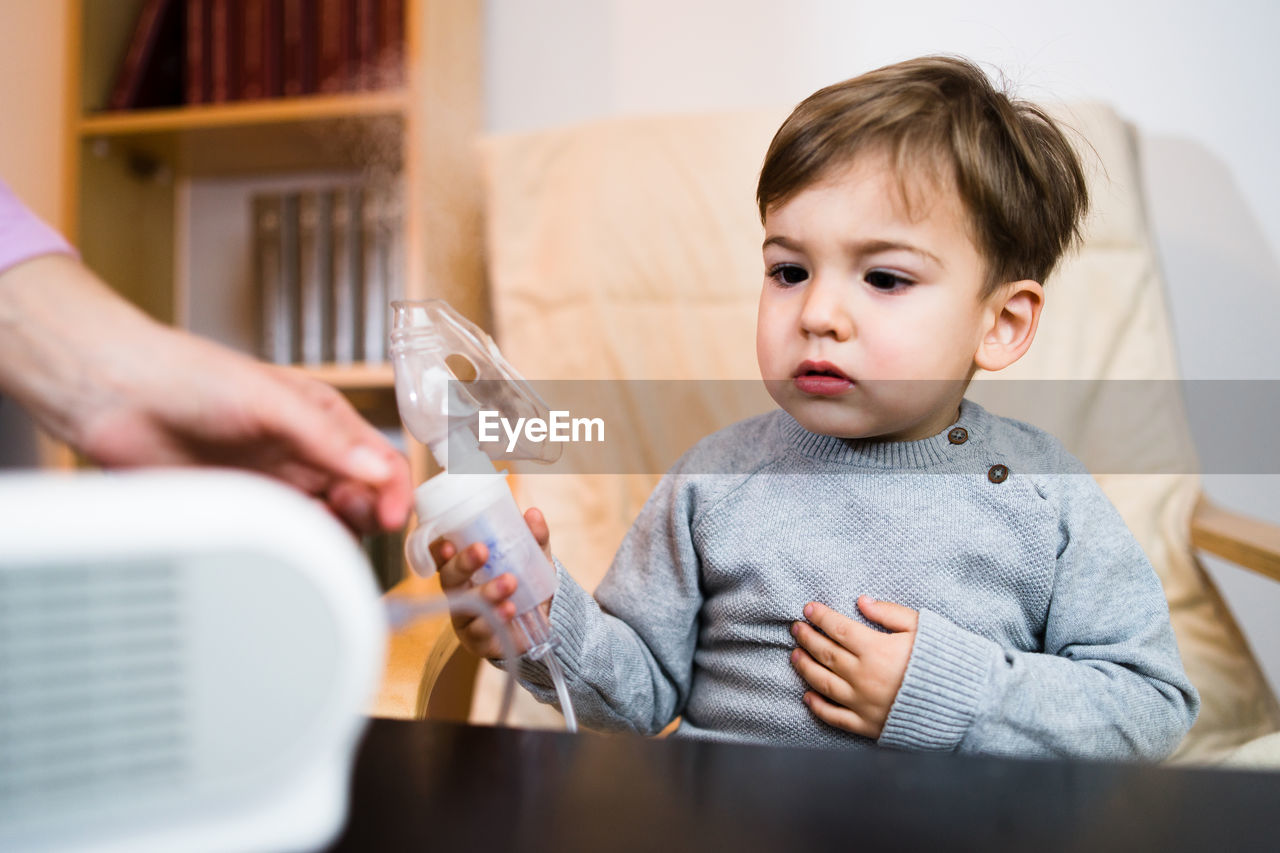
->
<box><xmin>407</xmin><ymin>470</ymin><xmax>559</xmax><ymax>659</ymax></box>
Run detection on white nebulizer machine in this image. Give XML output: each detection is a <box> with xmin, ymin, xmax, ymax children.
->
<box><xmin>390</xmin><ymin>299</ymin><xmax>577</xmax><ymax>732</ymax></box>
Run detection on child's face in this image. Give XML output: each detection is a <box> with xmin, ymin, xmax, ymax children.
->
<box><xmin>757</xmin><ymin>154</ymin><xmax>1001</xmax><ymax>442</ymax></box>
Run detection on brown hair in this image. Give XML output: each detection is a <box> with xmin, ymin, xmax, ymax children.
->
<box><xmin>757</xmin><ymin>56</ymin><xmax>1089</xmax><ymax>292</ymax></box>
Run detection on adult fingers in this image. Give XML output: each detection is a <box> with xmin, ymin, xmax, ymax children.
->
<box><xmin>327</xmin><ymin>479</ymin><xmax>381</xmax><ymax>535</ymax></box>
<box><xmin>262</xmin><ymin>461</ymin><xmax>376</xmax><ymax>537</ymax></box>
<box><xmin>857</xmin><ymin>595</ymin><xmax>919</xmax><ymax>633</ymax></box>
<box><xmin>802</xmin><ymin>601</ymin><xmax>875</xmax><ymax>654</ymax></box>
<box><xmin>259</xmin><ymin>458</ymin><xmax>332</xmax><ymax>500</ymax></box>
<box><xmin>802</xmin><ymin>691</ymin><xmax>875</xmax><ymax>739</ymax></box>
<box><xmin>262</xmin><ymin>368</ymin><xmax>410</xmax><ymax>520</ymax></box>
<box><xmin>372</xmin><ymin>455</ymin><xmax>413</xmax><ymax>531</ymax></box>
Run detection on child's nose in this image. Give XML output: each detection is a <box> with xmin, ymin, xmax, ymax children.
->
<box><xmin>798</xmin><ymin>276</ymin><xmax>853</xmax><ymax>340</ymax></box>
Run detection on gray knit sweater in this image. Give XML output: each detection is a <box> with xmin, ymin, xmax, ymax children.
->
<box><xmin>515</xmin><ymin>400</ymin><xmax>1200</xmax><ymax>759</ymax></box>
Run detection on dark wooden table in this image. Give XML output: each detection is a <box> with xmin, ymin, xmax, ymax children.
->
<box><xmin>327</xmin><ymin>719</ymin><xmax>1280</xmax><ymax>852</ymax></box>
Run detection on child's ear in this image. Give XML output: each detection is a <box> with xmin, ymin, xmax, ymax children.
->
<box><xmin>973</xmin><ymin>280</ymin><xmax>1044</xmax><ymax>372</ymax></box>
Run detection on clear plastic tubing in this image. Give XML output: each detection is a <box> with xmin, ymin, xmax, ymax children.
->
<box><xmin>544</xmin><ymin>655</ymin><xmax>577</xmax><ymax>732</ymax></box>
<box><xmin>385</xmin><ymin>590</ymin><xmax>577</xmax><ymax>733</ymax></box>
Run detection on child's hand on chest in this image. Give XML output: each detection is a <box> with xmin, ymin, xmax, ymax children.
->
<box><xmin>789</xmin><ymin>595</ymin><xmax>919</xmax><ymax>740</ymax></box>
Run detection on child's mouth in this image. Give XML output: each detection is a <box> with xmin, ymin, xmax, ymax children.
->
<box><xmin>793</xmin><ymin>361</ymin><xmax>854</xmax><ymax>396</ymax></box>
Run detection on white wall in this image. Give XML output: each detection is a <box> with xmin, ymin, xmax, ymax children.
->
<box><xmin>485</xmin><ymin>0</ymin><xmax>1280</xmax><ymax>693</ymax></box>
<box><xmin>488</xmin><ymin>0</ymin><xmax>1280</xmax><ymax>267</ymax></box>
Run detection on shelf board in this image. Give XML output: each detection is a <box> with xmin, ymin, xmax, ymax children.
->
<box><xmin>79</xmin><ymin>90</ymin><xmax>410</xmax><ymax>136</ymax></box>
<box><xmin>77</xmin><ymin>92</ymin><xmax>408</xmax><ymax>177</ymax></box>
<box><xmin>294</xmin><ymin>363</ymin><xmax>396</xmax><ymax>390</ymax></box>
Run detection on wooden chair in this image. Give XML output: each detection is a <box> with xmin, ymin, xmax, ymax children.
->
<box><xmin>371</xmin><ymin>573</ymin><xmax>474</xmax><ymax>722</ymax></box>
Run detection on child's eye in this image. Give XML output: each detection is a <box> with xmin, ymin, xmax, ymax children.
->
<box><xmin>768</xmin><ymin>263</ymin><xmax>809</xmax><ymax>286</ymax></box>
<box><xmin>865</xmin><ymin>269</ymin><xmax>913</xmax><ymax>291</ymax></box>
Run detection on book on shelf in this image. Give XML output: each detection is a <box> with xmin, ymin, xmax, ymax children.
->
<box><xmin>297</xmin><ymin>190</ymin><xmax>334</xmax><ymax>365</ymax></box>
<box><xmin>359</xmin><ymin>183</ymin><xmax>405</xmax><ymax>363</ymax></box>
<box><xmin>108</xmin><ymin>0</ymin><xmax>185</xmax><ymax>111</ymax></box>
<box><xmin>330</xmin><ymin>186</ymin><xmax>361</xmax><ymax>365</ymax></box>
<box><xmin>184</xmin><ymin>0</ymin><xmax>210</xmax><ymax>105</ymax></box>
<box><xmin>208</xmin><ymin>0</ymin><xmax>240</xmax><ymax>102</ymax></box>
<box><xmin>263</xmin><ymin>0</ymin><xmax>286</xmax><ymax>97</ymax></box>
<box><xmin>360</xmin><ymin>187</ymin><xmax>386</xmax><ymax>364</ymax></box>
<box><xmin>354</xmin><ymin>0</ymin><xmax>377</xmax><ymax>91</ymax></box>
<box><xmin>280</xmin><ymin>192</ymin><xmax>302</xmax><ymax>363</ymax></box>
<box><xmin>281</xmin><ymin>0</ymin><xmax>318</xmax><ymax>98</ymax></box>
<box><xmin>354</xmin><ymin>0</ymin><xmax>405</xmax><ymax>90</ymax></box>
<box><xmin>375</xmin><ymin>0</ymin><xmax>406</xmax><ymax>90</ymax></box>
<box><xmin>111</xmin><ymin>0</ymin><xmax>404</xmax><ymax>111</ymax></box>
<box><xmin>238</xmin><ymin>0</ymin><xmax>268</xmax><ymax>99</ymax></box>
<box><xmin>252</xmin><ymin>194</ymin><xmax>287</xmax><ymax>365</ymax></box>
<box><xmin>251</xmin><ymin>181</ymin><xmax>403</xmax><ymax>368</ymax></box>
<box><xmin>384</xmin><ymin>184</ymin><xmax>405</xmax><ymax>329</ymax></box>
<box><xmin>317</xmin><ymin>0</ymin><xmax>355</xmax><ymax>94</ymax></box>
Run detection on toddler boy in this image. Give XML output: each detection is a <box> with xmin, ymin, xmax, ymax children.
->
<box><xmin>439</xmin><ymin>56</ymin><xmax>1198</xmax><ymax>759</ymax></box>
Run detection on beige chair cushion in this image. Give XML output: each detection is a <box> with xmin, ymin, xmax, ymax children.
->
<box><xmin>477</xmin><ymin>104</ymin><xmax>1280</xmax><ymax>759</ymax></box>
<box><xmin>1223</xmin><ymin>731</ymin><xmax>1280</xmax><ymax>769</ymax></box>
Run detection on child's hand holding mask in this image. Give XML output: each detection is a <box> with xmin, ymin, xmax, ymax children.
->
<box><xmin>434</xmin><ymin>507</ymin><xmax>555</xmax><ymax>660</ymax></box>
<box><xmin>790</xmin><ymin>596</ymin><xmax>918</xmax><ymax>740</ymax></box>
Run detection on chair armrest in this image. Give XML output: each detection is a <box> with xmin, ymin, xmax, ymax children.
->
<box><xmin>371</xmin><ymin>574</ymin><xmax>449</xmax><ymax>719</ymax></box>
<box><xmin>1191</xmin><ymin>496</ymin><xmax>1280</xmax><ymax>583</ymax></box>
<box><xmin>418</xmin><ymin>625</ymin><xmax>480</xmax><ymax>721</ymax></box>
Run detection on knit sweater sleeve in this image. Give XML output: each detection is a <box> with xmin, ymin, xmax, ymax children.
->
<box><xmin>879</xmin><ymin>469</ymin><xmax>1200</xmax><ymax>760</ymax></box>
<box><xmin>511</xmin><ymin>468</ymin><xmax>704</xmax><ymax>735</ymax></box>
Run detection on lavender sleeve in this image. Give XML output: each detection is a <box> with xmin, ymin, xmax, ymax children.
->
<box><xmin>0</xmin><ymin>180</ymin><xmax>77</xmax><ymax>275</ymax></box>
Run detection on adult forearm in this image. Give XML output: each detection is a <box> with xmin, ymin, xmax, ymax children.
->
<box><xmin>0</xmin><ymin>240</ymin><xmax>413</xmax><ymax>532</ymax></box>
<box><xmin>0</xmin><ymin>254</ymin><xmax>159</xmax><ymax>447</ymax></box>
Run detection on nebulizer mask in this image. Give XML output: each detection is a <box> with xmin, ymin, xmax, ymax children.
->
<box><xmin>388</xmin><ymin>300</ymin><xmax>577</xmax><ymax>732</ymax></box>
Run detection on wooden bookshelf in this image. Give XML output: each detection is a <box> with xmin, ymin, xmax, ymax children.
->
<box><xmin>60</xmin><ymin>0</ymin><xmax>485</xmax><ymax>492</ymax></box>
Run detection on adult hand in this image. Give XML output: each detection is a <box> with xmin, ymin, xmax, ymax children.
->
<box><xmin>790</xmin><ymin>595</ymin><xmax>918</xmax><ymax>740</ymax></box>
<box><xmin>0</xmin><ymin>254</ymin><xmax>411</xmax><ymax>534</ymax></box>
